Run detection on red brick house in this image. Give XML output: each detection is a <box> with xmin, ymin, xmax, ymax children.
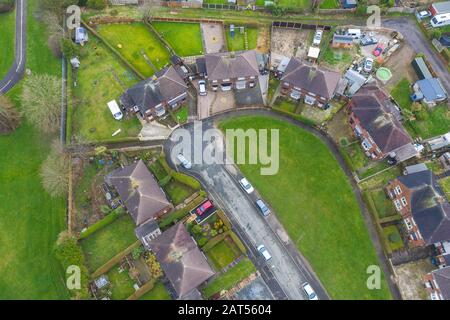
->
<box><xmin>280</xmin><ymin>58</ymin><xmax>340</xmax><ymax>108</ymax></box>
<box><xmin>423</xmin><ymin>266</ymin><xmax>450</xmax><ymax>300</ymax></box>
<box><xmin>348</xmin><ymin>85</ymin><xmax>416</xmax><ymax>161</ymax></box>
<box><xmin>385</xmin><ymin>169</ymin><xmax>450</xmax><ymax>247</ymax></box>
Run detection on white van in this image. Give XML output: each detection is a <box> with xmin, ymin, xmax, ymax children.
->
<box><xmin>107</xmin><ymin>100</ymin><xmax>123</xmax><ymax>120</ymax></box>
<box><xmin>257</xmin><ymin>245</ymin><xmax>272</xmax><ymax>261</ymax></box>
<box><xmin>346</xmin><ymin>28</ymin><xmax>361</xmax><ymax>40</ymax></box>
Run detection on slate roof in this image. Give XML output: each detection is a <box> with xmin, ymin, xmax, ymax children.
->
<box><xmin>205</xmin><ymin>50</ymin><xmax>259</xmax><ymax>81</ymax></box>
<box><xmin>432</xmin><ymin>266</ymin><xmax>450</xmax><ymax>300</ymax></box>
<box><xmin>350</xmin><ymin>85</ymin><xmax>412</xmax><ymax>155</ymax></box>
<box><xmin>148</xmin><ymin>223</ymin><xmax>215</xmax><ymax>298</ymax></box>
<box><xmin>332</xmin><ymin>34</ymin><xmax>354</xmax><ymax>44</ymax></box>
<box><xmin>135</xmin><ymin>219</ymin><xmax>161</xmax><ymax>247</ymax></box>
<box><xmin>156</xmin><ymin>66</ymin><xmax>188</xmax><ymax>101</ymax></box>
<box><xmin>281</xmin><ymin>58</ymin><xmax>341</xmax><ymax>99</ymax></box>
<box><xmin>398</xmin><ymin>170</ymin><xmax>450</xmax><ymax>244</ymax></box>
<box><xmin>416</xmin><ymin>78</ymin><xmax>447</xmax><ymax>102</ymax></box>
<box><xmin>105</xmin><ymin>160</ymin><xmax>172</xmax><ymax>226</ymax></box>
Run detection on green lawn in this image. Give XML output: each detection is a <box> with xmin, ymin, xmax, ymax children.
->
<box><xmin>382</xmin><ymin>226</ymin><xmax>404</xmax><ymax>251</ymax></box>
<box><xmin>369</xmin><ymin>189</ymin><xmax>397</xmax><ymax>219</ymax></box>
<box><xmin>219</xmin><ymin>116</ymin><xmax>392</xmax><ymax>300</ymax></box>
<box><xmin>225</xmin><ymin>26</ymin><xmax>258</xmax><ymax>52</ymax></box>
<box><xmin>440</xmin><ymin>177</ymin><xmax>450</xmax><ymax>199</ymax></box>
<box><xmin>277</xmin><ymin>0</ymin><xmax>310</xmax><ymax>8</ymax></box>
<box><xmin>97</xmin><ymin>22</ymin><xmax>171</xmax><ymax>77</ymax></box>
<box><xmin>80</xmin><ymin>215</ymin><xmax>137</xmax><ymax>272</ymax></box>
<box><xmin>0</xmin><ymin>1</ymin><xmax>71</xmax><ymax>299</ymax></box>
<box><xmin>107</xmin><ymin>266</ymin><xmax>136</xmax><ymax>300</ymax></box>
<box><xmin>390</xmin><ymin>78</ymin><xmax>412</xmax><ymax>110</ymax></box>
<box><xmin>202</xmin><ymin>257</ymin><xmax>256</xmax><ymax>298</ymax></box>
<box><xmin>274</xmin><ymin>99</ymin><xmax>297</xmax><ymax>113</ymax></box>
<box><xmin>322</xmin><ymin>47</ymin><xmax>352</xmax><ymax>66</ymax></box>
<box><xmin>319</xmin><ymin>0</ymin><xmax>340</xmax><ymax>8</ymax></box>
<box><xmin>0</xmin><ymin>9</ymin><xmax>15</xmax><ymax>79</ymax></box>
<box><xmin>164</xmin><ymin>179</ymin><xmax>195</xmax><ymax>205</ymax></box>
<box><xmin>340</xmin><ymin>141</ymin><xmax>369</xmax><ymax>172</ymax></box>
<box><xmin>205</xmin><ymin>239</ymin><xmax>240</xmax><ymax>271</ymax></box>
<box><xmin>152</xmin><ymin>22</ymin><xmax>203</xmax><ymax>57</ymax></box>
<box><xmin>71</xmin><ymin>33</ymin><xmax>142</xmax><ymax>142</ymax></box>
<box><xmin>174</xmin><ymin>105</ymin><xmax>189</xmax><ymax>124</ymax></box>
<box><xmin>139</xmin><ymin>281</ymin><xmax>171</xmax><ymax>300</ymax></box>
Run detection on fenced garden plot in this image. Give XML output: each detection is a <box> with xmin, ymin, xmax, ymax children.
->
<box><xmin>70</xmin><ymin>33</ymin><xmax>142</xmax><ymax>143</ymax></box>
<box><xmin>382</xmin><ymin>225</ymin><xmax>404</xmax><ymax>252</ymax></box>
<box><xmin>97</xmin><ymin>22</ymin><xmax>171</xmax><ymax>77</ymax></box>
<box><xmin>152</xmin><ymin>21</ymin><xmax>204</xmax><ymax>57</ymax></box>
<box><xmin>106</xmin><ymin>265</ymin><xmax>137</xmax><ymax>300</ymax></box>
<box><xmin>159</xmin><ymin>194</ymin><xmax>207</xmax><ymax>229</ymax></box>
<box><xmin>138</xmin><ymin>281</ymin><xmax>171</xmax><ymax>300</ymax></box>
<box><xmin>225</xmin><ymin>25</ymin><xmax>258</xmax><ymax>52</ymax></box>
<box><xmin>205</xmin><ymin>237</ymin><xmax>242</xmax><ymax>271</ymax></box>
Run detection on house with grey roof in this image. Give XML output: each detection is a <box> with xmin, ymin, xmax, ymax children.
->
<box><xmin>348</xmin><ymin>85</ymin><xmax>416</xmax><ymax>162</ymax></box>
<box><xmin>280</xmin><ymin>58</ymin><xmax>341</xmax><ymax>108</ymax></box>
<box><xmin>411</xmin><ymin>78</ymin><xmax>447</xmax><ymax>107</ymax></box>
<box><xmin>105</xmin><ymin>160</ymin><xmax>173</xmax><ymax>226</ymax></box>
<box><xmin>135</xmin><ymin>219</ymin><xmax>162</xmax><ymax>249</ymax></box>
<box><xmin>148</xmin><ymin>223</ymin><xmax>215</xmax><ymax>298</ymax></box>
<box><xmin>120</xmin><ymin>66</ymin><xmax>188</xmax><ymax>120</ymax></box>
<box><xmin>204</xmin><ymin>50</ymin><xmax>259</xmax><ymax>91</ymax></box>
<box><xmin>386</xmin><ymin>169</ymin><xmax>450</xmax><ymax>247</ymax></box>
<box><xmin>423</xmin><ymin>266</ymin><xmax>450</xmax><ymax>300</ymax></box>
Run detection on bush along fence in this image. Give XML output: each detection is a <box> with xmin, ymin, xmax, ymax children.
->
<box><xmin>126</xmin><ymin>278</ymin><xmax>157</xmax><ymax>300</ymax></box>
<box><xmin>159</xmin><ymin>193</ymin><xmax>207</xmax><ymax>230</ymax></box>
<box><xmin>79</xmin><ymin>207</ymin><xmax>125</xmax><ymax>240</ymax></box>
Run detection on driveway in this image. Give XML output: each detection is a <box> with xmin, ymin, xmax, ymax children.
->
<box><xmin>201</xmin><ymin>23</ymin><xmax>226</xmax><ymax>54</ymax></box>
<box><xmin>164</xmin><ymin>118</ymin><xmax>329</xmax><ymax>300</ymax></box>
<box><xmin>0</xmin><ymin>0</ymin><xmax>27</xmax><ymax>94</ymax></box>
<box><xmin>383</xmin><ymin>17</ymin><xmax>450</xmax><ymax>95</ymax></box>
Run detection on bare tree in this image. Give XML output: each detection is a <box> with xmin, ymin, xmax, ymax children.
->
<box><xmin>41</xmin><ymin>139</ymin><xmax>70</xmax><ymax>198</ymax></box>
<box><xmin>0</xmin><ymin>95</ymin><xmax>21</xmax><ymax>134</ymax></box>
<box><xmin>139</xmin><ymin>0</ymin><xmax>155</xmax><ymax>21</ymax></box>
<box><xmin>21</xmin><ymin>74</ymin><xmax>61</xmax><ymax>133</ymax></box>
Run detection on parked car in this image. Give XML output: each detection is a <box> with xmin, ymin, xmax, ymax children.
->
<box><xmin>196</xmin><ymin>200</ymin><xmax>214</xmax><ymax>216</ymax></box>
<box><xmin>239</xmin><ymin>177</ymin><xmax>254</xmax><ymax>194</ymax></box>
<box><xmin>416</xmin><ymin>10</ymin><xmax>431</xmax><ymax>20</ymax></box>
<box><xmin>360</xmin><ymin>35</ymin><xmax>378</xmax><ymax>46</ymax></box>
<box><xmin>257</xmin><ymin>244</ymin><xmax>272</xmax><ymax>261</ymax></box>
<box><xmin>312</xmin><ymin>29</ymin><xmax>323</xmax><ymax>46</ymax></box>
<box><xmin>177</xmin><ymin>153</ymin><xmax>192</xmax><ymax>169</ymax></box>
<box><xmin>302</xmin><ymin>282</ymin><xmax>319</xmax><ymax>300</ymax></box>
<box><xmin>363</xmin><ymin>58</ymin><xmax>374</xmax><ymax>73</ymax></box>
<box><xmin>372</xmin><ymin>44</ymin><xmax>384</xmax><ymax>57</ymax></box>
<box><xmin>198</xmin><ymin>80</ymin><xmax>207</xmax><ymax>96</ymax></box>
<box><xmin>256</xmin><ymin>199</ymin><xmax>271</xmax><ymax>217</ymax></box>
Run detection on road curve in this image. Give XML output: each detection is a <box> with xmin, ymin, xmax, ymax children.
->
<box><xmin>164</xmin><ymin>108</ymin><xmax>402</xmax><ymax>300</ymax></box>
<box><xmin>0</xmin><ymin>0</ymin><xmax>26</xmax><ymax>94</ymax></box>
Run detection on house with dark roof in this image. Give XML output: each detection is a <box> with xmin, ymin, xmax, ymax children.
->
<box><xmin>423</xmin><ymin>266</ymin><xmax>450</xmax><ymax>300</ymax></box>
<box><xmin>385</xmin><ymin>169</ymin><xmax>450</xmax><ymax>247</ymax></box>
<box><xmin>105</xmin><ymin>160</ymin><xmax>173</xmax><ymax>226</ymax></box>
<box><xmin>204</xmin><ymin>50</ymin><xmax>259</xmax><ymax>91</ymax></box>
<box><xmin>348</xmin><ymin>85</ymin><xmax>416</xmax><ymax>161</ymax></box>
<box><xmin>120</xmin><ymin>65</ymin><xmax>188</xmax><ymax>120</ymax></box>
<box><xmin>148</xmin><ymin>223</ymin><xmax>215</xmax><ymax>298</ymax></box>
<box><xmin>135</xmin><ymin>219</ymin><xmax>162</xmax><ymax>249</ymax></box>
<box><xmin>280</xmin><ymin>58</ymin><xmax>341</xmax><ymax>108</ymax></box>
<box><xmin>331</xmin><ymin>34</ymin><xmax>354</xmax><ymax>48</ymax></box>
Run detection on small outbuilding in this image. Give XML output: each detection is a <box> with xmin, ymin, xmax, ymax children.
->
<box><xmin>342</xmin><ymin>0</ymin><xmax>357</xmax><ymax>9</ymax></box>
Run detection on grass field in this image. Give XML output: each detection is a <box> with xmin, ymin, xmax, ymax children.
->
<box><xmin>0</xmin><ymin>1</ymin><xmax>70</xmax><ymax>299</ymax></box>
<box><xmin>319</xmin><ymin>0</ymin><xmax>340</xmax><ymax>9</ymax></box>
<box><xmin>202</xmin><ymin>257</ymin><xmax>256</xmax><ymax>298</ymax></box>
<box><xmin>205</xmin><ymin>239</ymin><xmax>240</xmax><ymax>271</ymax></box>
<box><xmin>71</xmin><ymin>33</ymin><xmax>142</xmax><ymax>142</ymax></box>
<box><xmin>225</xmin><ymin>26</ymin><xmax>258</xmax><ymax>52</ymax></box>
<box><xmin>277</xmin><ymin>0</ymin><xmax>310</xmax><ymax>8</ymax></box>
<box><xmin>219</xmin><ymin>116</ymin><xmax>392</xmax><ymax>300</ymax></box>
<box><xmin>139</xmin><ymin>281</ymin><xmax>171</xmax><ymax>300</ymax></box>
<box><xmin>382</xmin><ymin>226</ymin><xmax>404</xmax><ymax>251</ymax></box>
<box><xmin>164</xmin><ymin>179</ymin><xmax>195</xmax><ymax>205</ymax></box>
<box><xmin>97</xmin><ymin>22</ymin><xmax>171</xmax><ymax>77</ymax></box>
<box><xmin>107</xmin><ymin>266</ymin><xmax>136</xmax><ymax>300</ymax></box>
<box><xmin>152</xmin><ymin>22</ymin><xmax>203</xmax><ymax>57</ymax></box>
<box><xmin>80</xmin><ymin>215</ymin><xmax>137</xmax><ymax>272</ymax></box>
<box><xmin>0</xmin><ymin>9</ymin><xmax>15</xmax><ymax>79</ymax></box>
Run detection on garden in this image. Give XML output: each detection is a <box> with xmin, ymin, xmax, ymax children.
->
<box><xmin>225</xmin><ymin>25</ymin><xmax>258</xmax><ymax>52</ymax></box>
<box><xmin>152</xmin><ymin>21</ymin><xmax>204</xmax><ymax>57</ymax></box>
<box><xmin>97</xmin><ymin>22</ymin><xmax>171</xmax><ymax>77</ymax></box>
<box><xmin>319</xmin><ymin>0</ymin><xmax>341</xmax><ymax>9</ymax></box>
<box><xmin>382</xmin><ymin>225</ymin><xmax>404</xmax><ymax>252</ymax></box>
<box><xmin>70</xmin><ymin>33</ymin><xmax>142</xmax><ymax>143</ymax></box>
<box><xmin>219</xmin><ymin>115</ymin><xmax>392</xmax><ymax>300</ymax></box>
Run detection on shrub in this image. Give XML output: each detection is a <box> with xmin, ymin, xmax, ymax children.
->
<box><xmin>172</xmin><ymin>172</ymin><xmax>201</xmax><ymax>190</ymax></box>
<box><xmin>79</xmin><ymin>207</ymin><xmax>125</xmax><ymax>240</ymax></box>
<box><xmin>388</xmin><ymin>232</ymin><xmax>401</xmax><ymax>243</ymax></box>
<box><xmin>197</xmin><ymin>237</ymin><xmax>208</xmax><ymax>247</ymax></box>
<box><xmin>61</xmin><ymin>37</ymin><xmax>80</xmax><ymax>59</ymax></box>
<box><xmin>131</xmin><ymin>246</ymin><xmax>145</xmax><ymax>260</ymax></box>
<box><xmin>87</xmin><ymin>0</ymin><xmax>106</xmax><ymax>10</ymax></box>
<box><xmin>54</xmin><ymin>231</ymin><xmax>90</xmax><ymax>299</ymax></box>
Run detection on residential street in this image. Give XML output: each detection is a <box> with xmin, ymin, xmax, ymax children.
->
<box><xmin>383</xmin><ymin>17</ymin><xmax>450</xmax><ymax>96</ymax></box>
<box><xmin>0</xmin><ymin>0</ymin><xmax>26</xmax><ymax>94</ymax></box>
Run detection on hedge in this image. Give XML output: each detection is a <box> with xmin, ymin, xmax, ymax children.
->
<box><xmin>201</xmin><ymin>231</ymin><xmax>231</xmax><ymax>251</ymax></box>
<box><xmin>91</xmin><ymin>240</ymin><xmax>141</xmax><ymax>279</ymax></box>
<box><xmin>216</xmin><ymin>210</ymin><xmax>232</xmax><ymax>229</ymax></box>
<box><xmin>54</xmin><ymin>232</ymin><xmax>91</xmax><ymax>299</ymax></box>
<box><xmin>159</xmin><ymin>194</ymin><xmax>206</xmax><ymax>229</ymax></box>
<box><xmin>79</xmin><ymin>207</ymin><xmax>125</xmax><ymax>240</ymax></box>
<box><xmin>228</xmin><ymin>231</ymin><xmax>247</xmax><ymax>254</ymax></box>
<box><xmin>127</xmin><ymin>278</ymin><xmax>156</xmax><ymax>300</ymax></box>
<box><xmin>172</xmin><ymin>172</ymin><xmax>201</xmax><ymax>190</ymax></box>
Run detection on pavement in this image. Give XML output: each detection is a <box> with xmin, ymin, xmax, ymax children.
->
<box><xmin>164</xmin><ymin>117</ymin><xmax>330</xmax><ymax>300</ymax></box>
<box><xmin>201</xmin><ymin>23</ymin><xmax>226</xmax><ymax>54</ymax></box>
<box><xmin>0</xmin><ymin>0</ymin><xmax>26</xmax><ymax>94</ymax></box>
<box><xmin>382</xmin><ymin>17</ymin><xmax>450</xmax><ymax>96</ymax></box>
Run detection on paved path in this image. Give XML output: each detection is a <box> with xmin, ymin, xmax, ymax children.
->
<box><xmin>0</xmin><ymin>0</ymin><xmax>26</xmax><ymax>94</ymax></box>
<box><xmin>382</xmin><ymin>17</ymin><xmax>450</xmax><ymax>96</ymax></box>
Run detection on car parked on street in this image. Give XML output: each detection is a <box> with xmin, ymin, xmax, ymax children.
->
<box><xmin>177</xmin><ymin>153</ymin><xmax>192</xmax><ymax>169</ymax></box>
<box><xmin>302</xmin><ymin>282</ymin><xmax>319</xmax><ymax>300</ymax></box>
<box><xmin>198</xmin><ymin>80</ymin><xmax>207</xmax><ymax>96</ymax></box>
<box><xmin>257</xmin><ymin>244</ymin><xmax>272</xmax><ymax>261</ymax></box>
<box><xmin>239</xmin><ymin>177</ymin><xmax>254</xmax><ymax>194</ymax></box>
<box><xmin>256</xmin><ymin>199</ymin><xmax>271</xmax><ymax>217</ymax></box>
<box><xmin>373</xmin><ymin>44</ymin><xmax>384</xmax><ymax>57</ymax></box>
<box><xmin>363</xmin><ymin>58</ymin><xmax>374</xmax><ymax>73</ymax></box>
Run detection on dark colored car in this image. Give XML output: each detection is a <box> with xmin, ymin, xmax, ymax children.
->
<box><xmin>196</xmin><ymin>200</ymin><xmax>214</xmax><ymax>216</ymax></box>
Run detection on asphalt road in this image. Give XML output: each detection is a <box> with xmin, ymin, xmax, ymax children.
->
<box><xmin>164</xmin><ymin>119</ymin><xmax>329</xmax><ymax>300</ymax></box>
<box><xmin>0</xmin><ymin>0</ymin><xmax>26</xmax><ymax>94</ymax></box>
<box><xmin>382</xmin><ymin>16</ymin><xmax>450</xmax><ymax>95</ymax></box>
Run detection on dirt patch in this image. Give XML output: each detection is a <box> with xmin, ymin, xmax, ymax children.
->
<box><xmin>394</xmin><ymin>259</ymin><xmax>435</xmax><ymax>300</ymax></box>
<box><xmin>383</xmin><ymin>43</ymin><xmax>416</xmax><ymax>90</ymax></box>
<box><xmin>271</xmin><ymin>27</ymin><xmax>311</xmax><ymax>59</ymax></box>
<box><xmin>326</xmin><ymin>106</ymin><xmax>354</xmax><ymax>145</ymax></box>
<box><xmin>256</xmin><ymin>25</ymin><xmax>270</xmax><ymax>53</ymax></box>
